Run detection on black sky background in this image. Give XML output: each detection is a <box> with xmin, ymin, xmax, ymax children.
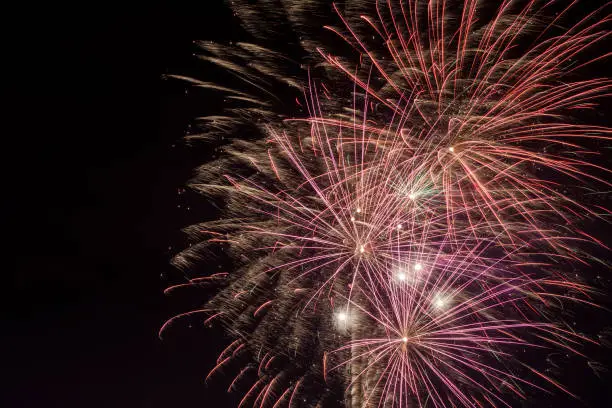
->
<box><xmin>2</xmin><ymin>1</ymin><xmax>612</xmax><ymax>407</ymax></box>
<box><xmin>3</xmin><ymin>2</ymin><xmax>239</xmax><ymax>407</ymax></box>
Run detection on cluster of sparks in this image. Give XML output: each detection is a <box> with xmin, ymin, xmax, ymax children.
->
<box><xmin>163</xmin><ymin>1</ymin><xmax>611</xmax><ymax>407</ymax></box>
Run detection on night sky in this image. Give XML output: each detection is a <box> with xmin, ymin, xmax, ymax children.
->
<box><xmin>3</xmin><ymin>1</ymin><xmax>612</xmax><ymax>407</ymax></box>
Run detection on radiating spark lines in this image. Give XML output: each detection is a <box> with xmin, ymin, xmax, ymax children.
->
<box><xmin>165</xmin><ymin>1</ymin><xmax>610</xmax><ymax>407</ymax></box>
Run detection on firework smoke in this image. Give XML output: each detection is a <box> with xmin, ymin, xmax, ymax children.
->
<box><xmin>163</xmin><ymin>1</ymin><xmax>611</xmax><ymax>407</ymax></box>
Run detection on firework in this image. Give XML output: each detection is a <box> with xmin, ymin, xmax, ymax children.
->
<box><xmin>163</xmin><ymin>1</ymin><xmax>610</xmax><ymax>407</ymax></box>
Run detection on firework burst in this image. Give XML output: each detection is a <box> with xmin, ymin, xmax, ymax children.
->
<box><xmin>163</xmin><ymin>1</ymin><xmax>611</xmax><ymax>407</ymax></box>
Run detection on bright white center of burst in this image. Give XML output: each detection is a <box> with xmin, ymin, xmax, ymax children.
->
<box><xmin>359</xmin><ymin>245</ymin><xmax>365</xmax><ymax>253</ymax></box>
<box><xmin>337</xmin><ymin>312</ymin><xmax>348</xmax><ymax>322</ymax></box>
<box><xmin>448</xmin><ymin>146</ymin><xmax>455</xmax><ymax>153</ymax></box>
<box><xmin>414</xmin><ymin>263</ymin><xmax>423</xmax><ymax>271</ymax></box>
<box><xmin>356</xmin><ymin>208</ymin><xmax>362</xmax><ymax>213</ymax></box>
<box><xmin>402</xmin><ymin>337</ymin><xmax>408</xmax><ymax>343</ymax></box>
<box><xmin>433</xmin><ymin>295</ymin><xmax>448</xmax><ymax>309</ymax></box>
<box><xmin>397</xmin><ymin>224</ymin><xmax>403</xmax><ymax>230</ymax></box>
<box><xmin>408</xmin><ymin>193</ymin><xmax>416</xmax><ymax>200</ymax></box>
<box><xmin>350</xmin><ymin>216</ymin><xmax>356</xmax><ymax>222</ymax></box>
<box><xmin>397</xmin><ymin>272</ymin><xmax>407</xmax><ymax>281</ymax></box>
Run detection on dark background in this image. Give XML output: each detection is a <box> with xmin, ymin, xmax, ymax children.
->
<box><xmin>3</xmin><ymin>1</ymin><xmax>238</xmax><ymax>407</ymax></box>
<box><xmin>2</xmin><ymin>1</ymin><xmax>611</xmax><ymax>407</ymax></box>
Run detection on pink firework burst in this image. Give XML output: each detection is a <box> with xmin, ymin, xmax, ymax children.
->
<box><xmin>164</xmin><ymin>1</ymin><xmax>611</xmax><ymax>407</ymax></box>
